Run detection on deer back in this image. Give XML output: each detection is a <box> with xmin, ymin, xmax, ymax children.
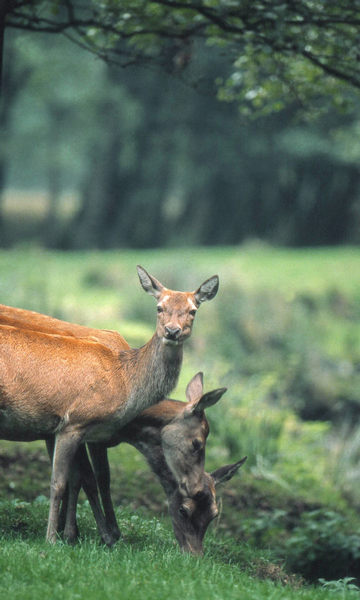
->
<box><xmin>0</xmin><ymin>303</ymin><xmax>129</xmax><ymax>353</ymax></box>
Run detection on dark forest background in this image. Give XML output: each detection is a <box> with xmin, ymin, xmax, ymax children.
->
<box><xmin>1</xmin><ymin>30</ymin><xmax>360</xmax><ymax>250</ymax></box>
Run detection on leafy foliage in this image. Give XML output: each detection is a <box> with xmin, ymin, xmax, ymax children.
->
<box><xmin>5</xmin><ymin>1</ymin><xmax>360</xmax><ymax>114</ymax></box>
<box><xmin>284</xmin><ymin>510</ymin><xmax>360</xmax><ymax>583</ymax></box>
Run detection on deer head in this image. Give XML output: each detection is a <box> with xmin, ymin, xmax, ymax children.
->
<box><xmin>160</xmin><ymin>372</ymin><xmax>227</xmax><ymax>498</ymax></box>
<box><xmin>169</xmin><ymin>457</ymin><xmax>247</xmax><ymax>555</ymax></box>
<box><xmin>137</xmin><ymin>266</ymin><xmax>219</xmax><ymax>345</ymax></box>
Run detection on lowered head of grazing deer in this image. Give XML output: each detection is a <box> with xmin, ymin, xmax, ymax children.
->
<box><xmin>169</xmin><ymin>457</ymin><xmax>247</xmax><ymax>555</ymax></box>
<box><xmin>120</xmin><ymin>372</ymin><xmax>226</xmax><ymax>501</ymax></box>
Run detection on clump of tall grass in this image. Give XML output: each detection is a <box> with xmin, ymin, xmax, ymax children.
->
<box><xmin>208</xmin><ymin>373</ymin><xmax>285</xmax><ymax>469</ymax></box>
<box><xmin>327</xmin><ymin>423</ymin><xmax>360</xmax><ymax>507</ymax></box>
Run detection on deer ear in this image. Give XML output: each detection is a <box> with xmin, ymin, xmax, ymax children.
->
<box><xmin>185</xmin><ymin>372</ymin><xmax>204</xmax><ymax>403</ymax></box>
<box><xmin>194</xmin><ymin>275</ymin><xmax>219</xmax><ymax>305</ymax></box>
<box><xmin>137</xmin><ymin>265</ymin><xmax>164</xmax><ymax>299</ymax></box>
<box><xmin>186</xmin><ymin>387</ymin><xmax>227</xmax><ymax>416</ymax></box>
<box><xmin>211</xmin><ymin>457</ymin><xmax>247</xmax><ymax>487</ymax></box>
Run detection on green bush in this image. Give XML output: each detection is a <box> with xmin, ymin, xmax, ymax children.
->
<box><xmin>284</xmin><ymin>510</ymin><xmax>360</xmax><ymax>583</ymax></box>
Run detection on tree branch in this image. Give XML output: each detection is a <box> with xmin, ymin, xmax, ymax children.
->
<box><xmin>302</xmin><ymin>49</ymin><xmax>360</xmax><ymax>89</ymax></box>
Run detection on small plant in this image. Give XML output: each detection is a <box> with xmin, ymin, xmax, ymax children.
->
<box><xmin>319</xmin><ymin>577</ymin><xmax>360</xmax><ymax>593</ymax></box>
<box><xmin>242</xmin><ymin>509</ymin><xmax>288</xmax><ymax>547</ymax></box>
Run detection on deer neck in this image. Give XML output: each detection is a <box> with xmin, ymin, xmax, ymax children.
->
<box><xmin>122</xmin><ymin>422</ymin><xmax>177</xmax><ymax>497</ymax></box>
<box><xmin>138</xmin><ymin>438</ymin><xmax>177</xmax><ymax>497</ymax></box>
<box><xmin>119</xmin><ymin>334</ymin><xmax>183</xmax><ymax>421</ymax></box>
<box><xmin>119</xmin><ymin>400</ymin><xmax>182</xmax><ymax>497</ymax></box>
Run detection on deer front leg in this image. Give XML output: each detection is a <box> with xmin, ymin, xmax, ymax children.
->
<box><xmin>88</xmin><ymin>442</ymin><xmax>121</xmax><ymax>541</ymax></box>
<box><xmin>45</xmin><ymin>438</ymin><xmax>73</xmax><ymax>536</ymax></box>
<box><xmin>46</xmin><ymin>429</ymin><xmax>83</xmax><ymax>544</ymax></box>
<box><xmin>62</xmin><ymin>448</ymin><xmax>83</xmax><ymax>544</ymax></box>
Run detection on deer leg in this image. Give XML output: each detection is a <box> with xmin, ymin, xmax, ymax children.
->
<box><xmin>62</xmin><ymin>449</ymin><xmax>83</xmax><ymax>544</ymax></box>
<box><xmin>88</xmin><ymin>442</ymin><xmax>121</xmax><ymax>541</ymax></box>
<box><xmin>46</xmin><ymin>429</ymin><xmax>83</xmax><ymax>544</ymax></box>
<box><xmin>45</xmin><ymin>438</ymin><xmax>71</xmax><ymax>535</ymax></box>
<box><xmin>67</xmin><ymin>445</ymin><xmax>116</xmax><ymax>547</ymax></box>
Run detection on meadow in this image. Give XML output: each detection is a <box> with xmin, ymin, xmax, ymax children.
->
<box><xmin>0</xmin><ymin>245</ymin><xmax>360</xmax><ymax>599</ymax></box>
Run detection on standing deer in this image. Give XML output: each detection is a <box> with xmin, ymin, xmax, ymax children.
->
<box><xmin>0</xmin><ymin>266</ymin><xmax>219</xmax><ymax>543</ymax></box>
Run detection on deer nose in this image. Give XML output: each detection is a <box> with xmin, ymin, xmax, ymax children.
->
<box><xmin>165</xmin><ymin>326</ymin><xmax>181</xmax><ymax>340</ymax></box>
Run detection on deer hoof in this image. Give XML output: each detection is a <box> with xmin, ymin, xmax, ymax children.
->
<box><xmin>101</xmin><ymin>531</ymin><xmax>120</xmax><ymax>547</ymax></box>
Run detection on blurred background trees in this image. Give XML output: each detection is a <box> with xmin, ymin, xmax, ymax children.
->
<box><xmin>2</xmin><ymin>1</ymin><xmax>360</xmax><ymax>249</ymax></box>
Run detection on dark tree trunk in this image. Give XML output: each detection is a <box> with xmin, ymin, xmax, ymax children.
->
<box><xmin>0</xmin><ymin>2</ymin><xmax>10</xmax><ymax>243</ymax></box>
<box><xmin>0</xmin><ymin>0</ymin><xmax>9</xmax><ymax>96</ymax></box>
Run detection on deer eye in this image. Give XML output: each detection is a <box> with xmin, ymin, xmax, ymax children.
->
<box><xmin>157</xmin><ymin>305</ymin><xmax>163</xmax><ymax>313</ymax></box>
<box><xmin>179</xmin><ymin>505</ymin><xmax>189</xmax><ymax>518</ymax></box>
<box><xmin>192</xmin><ymin>439</ymin><xmax>202</xmax><ymax>452</ymax></box>
<box><xmin>189</xmin><ymin>309</ymin><xmax>196</xmax><ymax>317</ymax></box>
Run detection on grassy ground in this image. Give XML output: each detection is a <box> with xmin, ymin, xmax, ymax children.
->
<box><xmin>1</xmin><ymin>502</ymin><xmax>359</xmax><ymax>600</ymax></box>
<box><xmin>0</xmin><ymin>245</ymin><xmax>360</xmax><ymax>598</ymax></box>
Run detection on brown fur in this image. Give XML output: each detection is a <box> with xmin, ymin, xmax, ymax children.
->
<box><xmin>0</xmin><ymin>303</ymin><xmax>128</xmax><ymax>353</ymax></box>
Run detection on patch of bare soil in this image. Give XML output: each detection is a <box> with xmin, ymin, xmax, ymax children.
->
<box><xmin>0</xmin><ymin>447</ymin><xmax>51</xmax><ymax>499</ymax></box>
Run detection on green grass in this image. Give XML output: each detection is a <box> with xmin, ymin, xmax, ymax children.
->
<box><xmin>0</xmin><ymin>502</ymin><xmax>358</xmax><ymax>600</ymax></box>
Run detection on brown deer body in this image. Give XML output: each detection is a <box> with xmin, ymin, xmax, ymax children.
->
<box><xmin>0</xmin><ymin>266</ymin><xmax>219</xmax><ymax>543</ymax></box>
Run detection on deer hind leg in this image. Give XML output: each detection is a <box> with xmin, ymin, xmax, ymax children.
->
<box><xmin>46</xmin><ymin>429</ymin><xmax>83</xmax><ymax>544</ymax></box>
<box><xmin>72</xmin><ymin>444</ymin><xmax>116</xmax><ymax>547</ymax></box>
<box><xmin>46</xmin><ymin>437</ymin><xmax>115</xmax><ymax>546</ymax></box>
<box><xmin>88</xmin><ymin>442</ymin><xmax>121</xmax><ymax>541</ymax></box>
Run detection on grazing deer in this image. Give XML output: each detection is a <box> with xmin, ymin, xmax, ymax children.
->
<box><xmin>0</xmin><ymin>266</ymin><xmax>219</xmax><ymax>543</ymax></box>
<box><xmin>56</xmin><ymin>372</ymin><xmax>241</xmax><ymax>550</ymax></box>
<box><xmin>63</xmin><ymin>442</ymin><xmax>247</xmax><ymax>554</ymax></box>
